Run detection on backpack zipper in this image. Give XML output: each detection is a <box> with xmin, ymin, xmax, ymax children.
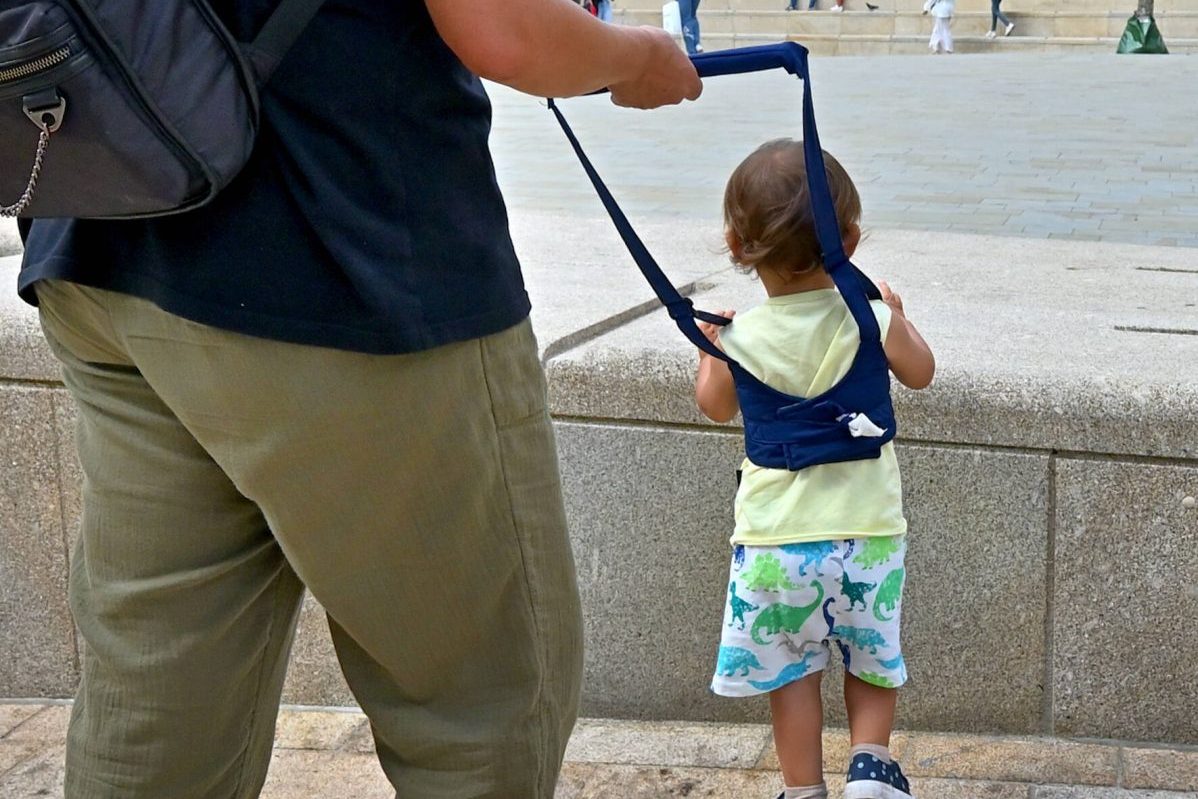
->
<box><xmin>0</xmin><ymin>46</ymin><xmax>71</xmax><ymax>85</ymax></box>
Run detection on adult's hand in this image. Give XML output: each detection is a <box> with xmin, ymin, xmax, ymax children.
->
<box><xmin>426</xmin><ymin>0</ymin><xmax>701</xmax><ymax>105</ymax></box>
<box><xmin>609</xmin><ymin>27</ymin><xmax>702</xmax><ymax>109</ymax></box>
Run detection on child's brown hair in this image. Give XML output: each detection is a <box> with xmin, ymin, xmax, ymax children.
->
<box><xmin>723</xmin><ymin>139</ymin><xmax>861</xmax><ymax>279</ymax></box>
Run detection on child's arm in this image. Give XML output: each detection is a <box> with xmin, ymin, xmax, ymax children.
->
<box><xmin>695</xmin><ymin>310</ymin><xmax>740</xmax><ymax>423</ymax></box>
<box><xmin>879</xmin><ymin>282</ymin><xmax>936</xmax><ymax>390</ymax></box>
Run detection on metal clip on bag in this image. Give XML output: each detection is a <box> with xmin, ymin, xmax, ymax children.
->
<box><xmin>549</xmin><ymin>43</ymin><xmax>897</xmax><ymax>472</ymax></box>
<box><xmin>0</xmin><ymin>0</ymin><xmax>323</xmax><ymax>219</ymax></box>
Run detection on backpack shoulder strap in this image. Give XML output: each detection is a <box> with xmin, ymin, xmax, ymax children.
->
<box><xmin>243</xmin><ymin>0</ymin><xmax>327</xmax><ymax>86</ymax></box>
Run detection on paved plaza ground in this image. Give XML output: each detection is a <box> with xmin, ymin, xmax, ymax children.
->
<box><xmin>3</xmin><ymin>703</ymin><xmax>1197</xmax><ymax>797</ymax></box>
<box><xmin>488</xmin><ymin>52</ymin><xmax>1198</xmax><ymax>249</ymax></box>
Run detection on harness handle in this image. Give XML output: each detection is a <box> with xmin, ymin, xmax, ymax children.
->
<box><xmin>549</xmin><ymin>42</ymin><xmax>883</xmax><ymax>364</ymax></box>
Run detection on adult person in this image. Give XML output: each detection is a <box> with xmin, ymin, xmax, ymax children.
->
<box><xmin>679</xmin><ymin>0</ymin><xmax>704</xmax><ymax>53</ymax></box>
<box><xmin>15</xmin><ymin>1</ymin><xmax>701</xmax><ymax>797</ymax></box>
<box><xmin>924</xmin><ymin>0</ymin><xmax>956</xmax><ymax>53</ymax></box>
<box><xmin>986</xmin><ymin>0</ymin><xmax>1015</xmax><ymax>38</ymax></box>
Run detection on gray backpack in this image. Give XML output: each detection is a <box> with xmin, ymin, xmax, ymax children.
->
<box><xmin>0</xmin><ymin>0</ymin><xmax>323</xmax><ymax>219</ymax></box>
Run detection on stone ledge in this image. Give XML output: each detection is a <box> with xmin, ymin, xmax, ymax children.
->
<box><xmin>545</xmin><ymin>227</ymin><xmax>1198</xmax><ymax>461</ymax></box>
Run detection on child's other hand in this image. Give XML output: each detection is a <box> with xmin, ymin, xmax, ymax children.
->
<box><xmin>697</xmin><ymin>310</ymin><xmax>735</xmax><ymax>355</ymax></box>
<box><xmin>878</xmin><ymin>282</ymin><xmax>905</xmax><ymax>316</ymax></box>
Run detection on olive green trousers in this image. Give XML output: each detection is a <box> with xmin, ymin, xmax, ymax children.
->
<box><xmin>36</xmin><ymin>280</ymin><xmax>583</xmax><ymax>798</ymax></box>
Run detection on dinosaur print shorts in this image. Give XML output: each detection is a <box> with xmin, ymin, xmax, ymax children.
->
<box><xmin>711</xmin><ymin>537</ymin><xmax>908</xmax><ymax>697</ymax></box>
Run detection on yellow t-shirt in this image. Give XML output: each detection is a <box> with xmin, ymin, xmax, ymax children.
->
<box><xmin>719</xmin><ymin>288</ymin><xmax>907</xmax><ymax>546</ymax></box>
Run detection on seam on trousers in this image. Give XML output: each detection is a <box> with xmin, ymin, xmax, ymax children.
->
<box><xmin>229</xmin><ymin>565</ymin><xmax>287</xmax><ymax>799</ymax></box>
<box><xmin>475</xmin><ymin>334</ymin><xmax>551</xmax><ymax>794</ymax></box>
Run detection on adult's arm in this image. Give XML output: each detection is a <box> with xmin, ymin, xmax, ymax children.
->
<box><xmin>423</xmin><ymin>0</ymin><xmax>702</xmax><ymax>108</ymax></box>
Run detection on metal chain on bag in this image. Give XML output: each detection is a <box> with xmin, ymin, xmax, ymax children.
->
<box><xmin>1</xmin><ymin>126</ymin><xmax>52</xmax><ymax>218</ymax></box>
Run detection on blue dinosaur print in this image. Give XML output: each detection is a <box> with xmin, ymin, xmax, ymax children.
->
<box><xmin>779</xmin><ymin>540</ymin><xmax>837</xmax><ymax>576</ymax></box>
<box><xmin>821</xmin><ymin>596</ymin><xmax>836</xmax><ymax>636</ymax></box>
<box><xmin>733</xmin><ymin>545</ymin><xmax>746</xmax><ymax>570</ymax></box>
<box><xmin>748</xmin><ymin>650</ymin><xmax>820</xmax><ymax>692</ymax></box>
<box><xmin>716</xmin><ymin>646</ymin><xmax>765</xmax><ymax>677</ymax></box>
<box><xmin>836</xmin><ymin>640</ymin><xmax>852</xmax><ymax>672</ymax></box>
<box><xmin>877</xmin><ymin>653</ymin><xmax>906</xmax><ymax>671</ymax></box>
<box><xmin>727</xmin><ymin>581</ymin><xmax>758</xmax><ymax>630</ymax></box>
<box><xmin>822</xmin><ymin>596</ymin><xmax>855</xmax><ymax>669</ymax></box>
<box><xmin>833</xmin><ymin>625</ymin><xmax>888</xmax><ymax>654</ymax></box>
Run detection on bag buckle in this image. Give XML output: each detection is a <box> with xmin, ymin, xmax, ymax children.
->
<box><xmin>23</xmin><ymin>89</ymin><xmax>66</xmax><ymax>133</ymax></box>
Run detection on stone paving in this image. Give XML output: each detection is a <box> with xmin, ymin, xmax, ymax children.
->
<box><xmin>2</xmin><ymin>703</ymin><xmax>1196</xmax><ymax>797</ymax></box>
<box><xmin>488</xmin><ymin>52</ymin><xmax>1198</xmax><ymax>249</ymax></box>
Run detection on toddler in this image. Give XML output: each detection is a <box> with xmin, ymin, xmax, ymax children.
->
<box><xmin>695</xmin><ymin>140</ymin><xmax>935</xmax><ymax>799</ymax></box>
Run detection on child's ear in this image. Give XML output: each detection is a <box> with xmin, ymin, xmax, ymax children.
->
<box><xmin>842</xmin><ymin>223</ymin><xmax>862</xmax><ymax>258</ymax></box>
<box><xmin>725</xmin><ymin>229</ymin><xmax>744</xmax><ymax>263</ymax></box>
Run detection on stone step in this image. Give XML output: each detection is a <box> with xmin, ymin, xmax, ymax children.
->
<box><xmin>690</xmin><ymin>0</ymin><xmax>1198</xmax><ymax>12</ymax></box>
<box><xmin>619</xmin><ymin>7</ymin><xmax>1198</xmax><ymax>39</ymax></box>
<box><xmin>657</xmin><ymin>30</ymin><xmax>1198</xmax><ymax>53</ymax></box>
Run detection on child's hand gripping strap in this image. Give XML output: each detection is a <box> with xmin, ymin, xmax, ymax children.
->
<box><xmin>547</xmin><ymin>42</ymin><xmax>884</xmax><ymax>362</ymax></box>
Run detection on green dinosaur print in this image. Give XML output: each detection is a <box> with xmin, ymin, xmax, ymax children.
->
<box><xmin>742</xmin><ymin>552</ymin><xmax>799</xmax><ymax>592</ymax></box>
<box><xmin>728</xmin><ymin>581</ymin><xmax>758</xmax><ymax>630</ymax></box>
<box><xmin>716</xmin><ymin>646</ymin><xmax>764</xmax><ymax>677</ymax></box>
<box><xmin>854</xmin><ymin>536</ymin><xmax>902</xmax><ymax>569</ymax></box>
<box><xmin>858</xmin><ymin>671</ymin><xmax>897</xmax><ymax>688</ymax></box>
<box><xmin>750</xmin><ymin>581</ymin><xmax>825</xmax><ymax>645</ymax></box>
<box><xmin>873</xmin><ymin>568</ymin><xmax>904</xmax><ymax>622</ymax></box>
<box><xmin>840</xmin><ymin>572</ymin><xmax>876</xmax><ymax>611</ymax></box>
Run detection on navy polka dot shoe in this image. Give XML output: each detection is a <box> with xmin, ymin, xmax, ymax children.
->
<box><xmin>843</xmin><ymin>751</ymin><xmax>913</xmax><ymax>799</ymax></box>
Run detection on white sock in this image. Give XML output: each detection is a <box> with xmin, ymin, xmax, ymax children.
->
<box><xmin>783</xmin><ymin>783</ymin><xmax>828</xmax><ymax>799</ymax></box>
<box><xmin>850</xmin><ymin>742</ymin><xmax>892</xmax><ymax>763</ymax></box>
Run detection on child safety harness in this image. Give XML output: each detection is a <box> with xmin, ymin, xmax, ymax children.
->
<box><xmin>547</xmin><ymin>42</ymin><xmax>896</xmax><ymax>472</ymax></box>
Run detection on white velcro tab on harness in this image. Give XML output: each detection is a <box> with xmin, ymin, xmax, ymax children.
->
<box><xmin>843</xmin><ymin>413</ymin><xmax>888</xmax><ymax>438</ymax></box>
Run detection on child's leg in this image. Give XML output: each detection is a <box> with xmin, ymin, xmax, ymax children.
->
<box><xmin>769</xmin><ymin>671</ymin><xmax>825</xmax><ymax>787</ymax></box>
<box><xmin>844</xmin><ymin>673</ymin><xmax>897</xmax><ymax>746</ymax></box>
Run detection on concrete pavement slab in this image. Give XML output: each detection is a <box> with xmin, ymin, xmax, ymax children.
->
<box><xmin>260</xmin><ymin>750</ymin><xmax>391</xmax><ymax>799</ymax></box>
<box><xmin>0</xmin><ymin>745</ymin><xmax>65</xmax><ymax>797</ymax></box>
<box><xmin>564</xmin><ymin>718</ymin><xmax>770</xmax><ymax>769</ymax></box>
<box><xmin>272</xmin><ymin>708</ymin><xmax>365</xmax><ymax>752</ymax></box>
<box><xmin>0</xmin><ymin>705</ymin><xmax>41</xmax><ymax>737</ymax></box>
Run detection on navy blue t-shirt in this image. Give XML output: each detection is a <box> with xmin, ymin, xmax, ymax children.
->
<box><xmin>18</xmin><ymin>0</ymin><xmax>530</xmax><ymax>354</ymax></box>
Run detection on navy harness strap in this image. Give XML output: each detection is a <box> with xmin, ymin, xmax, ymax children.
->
<box><xmin>547</xmin><ymin>42</ymin><xmax>883</xmax><ymax>357</ymax></box>
<box><xmin>547</xmin><ymin>97</ymin><xmax>731</xmax><ymax>363</ymax></box>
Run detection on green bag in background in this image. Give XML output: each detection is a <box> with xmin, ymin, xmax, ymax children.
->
<box><xmin>1116</xmin><ymin>14</ymin><xmax>1169</xmax><ymax>53</ymax></box>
